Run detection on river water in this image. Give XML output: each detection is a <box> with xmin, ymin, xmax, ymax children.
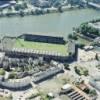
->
<box><xmin>0</xmin><ymin>8</ymin><xmax>100</xmax><ymax>38</ymax></box>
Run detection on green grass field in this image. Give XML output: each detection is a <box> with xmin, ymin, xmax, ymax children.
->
<box><xmin>77</xmin><ymin>37</ymin><xmax>91</xmax><ymax>45</ymax></box>
<box><xmin>13</xmin><ymin>39</ymin><xmax>68</xmax><ymax>56</ymax></box>
<box><xmin>0</xmin><ymin>97</ymin><xmax>11</xmax><ymax>100</ymax></box>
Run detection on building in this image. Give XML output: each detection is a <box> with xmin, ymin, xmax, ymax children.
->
<box><xmin>0</xmin><ymin>0</ymin><xmax>16</xmax><ymax>9</ymax></box>
<box><xmin>88</xmin><ymin>2</ymin><xmax>100</xmax><ymax>9</ymax></box>
<box><xmin>0</xmin><ymin>52</ymin><xmax>5</xmax><ymax>62</ymax></box>
<box><xmin>0</xmin><ymin>77</ymin><xmax>31</xmax><ymax>91</ymax></box>
<box><xmin>32</xmin><ymin>66</ymin><xmax>64</xmax><ymax>83</ymax></box>
<box><xmin>31</xmin><ymin>0</ymin><xmax>51</xmax><ymax>8</ymax></box>
<box><xmin>78</xmin><ymin>48</ymin><xmax>96</xmax><ymax>62</ymax></box>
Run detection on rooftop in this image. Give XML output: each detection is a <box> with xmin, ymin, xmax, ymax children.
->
<box><xmin>13</xmin><ymin>39</ymin><xmax>68</xmax><ymax>56</ymax></box>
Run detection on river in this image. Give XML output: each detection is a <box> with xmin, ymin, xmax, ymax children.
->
<box><xmin>0</xmin><ymin>8</ymin><xmax>100</xmax><ymax>38</ymax></box>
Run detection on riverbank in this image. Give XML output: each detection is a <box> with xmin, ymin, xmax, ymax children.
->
<box><xmin>0</xmin><ymin>0</ymin><xmax>86</xmax><ymax>18</ymax></box>
<box><xmin>0</xmin><ymin>5</ymin><xmax>82</xmax><ymax>18</ymax></box>
<box><xmin>0</xmin><ymin>0</ymin><xmax>99</xmax><ymax>18</ymax></box>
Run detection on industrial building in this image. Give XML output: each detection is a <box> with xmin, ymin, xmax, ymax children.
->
<box><xmin>60</xmin><ymin>84</ymin><xmax>91</xmax><ymax>100</ymax></box>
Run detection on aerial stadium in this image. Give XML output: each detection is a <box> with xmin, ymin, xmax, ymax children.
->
<box><xmin>0</xmin><ymin>34</ymin><xmax>76</xmax><ymax>62</ymax></box>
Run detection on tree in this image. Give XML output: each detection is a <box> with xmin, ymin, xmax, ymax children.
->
<box><xmin>34</xmin><ymin>9</ymin><xmax>41</xmax><ymax>15</ymax></box>
<box><xmin>0</xmin><ymin>68</ymin><xmax>5</xmax><ymax>75</ymax></box>
<box><xmin>84</xmin><ymin>88</ymin><xmax>90</xmax><ymax>94</ymax></box>
<box><xmin>8</xmin><ymin>72</ymin><xmax>17</xmax><ymax>79</ymax></box>
<box><xmin>19</xmin><ymin>10</ymin><xmax>25</xmax><ymax>17</ymax></box>
<box><xmin>46</xmin><ymin>9</ymin><xmax>50</xmax><ymax>13</ymax></box>
<box><xmin>15</xmin><ymin>0</ymin><xmax>19</xmax><ymax>3</ymax></box>
<box><xmin>31</xmin><ymin>10</ymin><xmax>34</xmax><ymax>15</ymax></box>
<box><xmin>95</xmin><ymin>53</ymin><xmax>99</xmax><ymax>60</ymax></box>
<box><xmin>64</xmin><ymin>63</ymin><xmax>70</xmax><ymax>70</ymax></box>
<box><xmin>77</xmin><ymin>44</ymin><xmax>85</xmax><ymax>48</ymax></box>
<box><xmin>58</xmin><ymin>6</ymin><xmax>63</xmax><ymax>13</ymax></box>
<box><xmin>68</xmin><ymin>34</ymin><xmax>73</xmax><ymax>39</ymax></box>
<box><xmin>20</xmin><ymin>66</ymin><xmax>25</xmax><ymax>72</ymax></box>
<box><xmin>68</xmin><ymin>0</ymin><xmax>74</xmax><ymax>6</ymax></box>
<box><xmin>8</xmin><ymin>94</ymin><xmax>13</xmax><ymax>100</ymax></box>
<box><xmin>69</xmin><ymin>52</ymin><xmax>72</xmax><ymax>56</ymax></box>
<box><xmin>84</xmin><ymin>69</ymin><xmax>89</xmax><ymax>76</ymax></box>
<box><xmin>23</xmin><ymin>2</ymin><xmax>28</xmax><ymax>9</ymax></box>
<box><xmin>89</xmin><ymin>89</ymin><xmax>97</xmax><ymax>96</ymax></box>
<box><xmin>79</xmin><ymin>23</ymin><xmax>100</xmax><ymax>36</ymax></box>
